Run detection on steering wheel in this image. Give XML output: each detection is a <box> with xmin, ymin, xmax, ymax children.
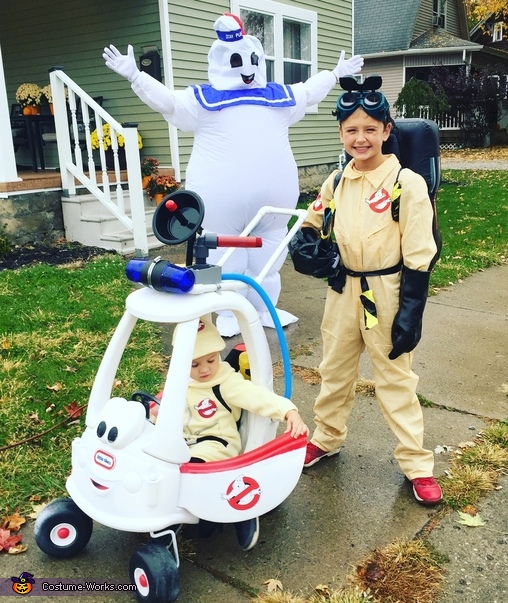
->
<box><xmin>131</xmin><ymin>391</ymin><xmax>160</xmax><ymax>419</ymax></box>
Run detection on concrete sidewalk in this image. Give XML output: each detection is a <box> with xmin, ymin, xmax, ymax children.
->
<box><xmin>1</xmin><ymin>262</ymin><xmax>507</xmax><ymax>603</ymax></box>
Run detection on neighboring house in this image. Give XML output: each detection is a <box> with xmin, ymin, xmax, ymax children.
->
<box><xmin>470</xmin><ymin>10</ymin><xmax>508</xmax><ymax>54</ymax></box>
<box><xmin>470</xmin><ymin>11</ymin><xmax>508</xmax><ymax>134</ymax></box>
<box><xmin>354</xmin><ymin>0</ymin><xmax>508</xmax><ymax>144</ymax></box>
<box><xmin>0</xmin><ymin>0</ymin><xmax>355</xmax><ymax>191</ymax></box>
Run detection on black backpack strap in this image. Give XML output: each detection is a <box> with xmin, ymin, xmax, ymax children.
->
<box><xmin>391</xmin><ymin>167</ymin><xmax>403</xmax><ymax>222</ymax></box>
<box><xmin>333</xmin><ymin>170</ymin><xmax>342</xmax><ymax>192</ymax></box>
<box><xmin>321</xmin><ymin>170</ymin><xmax>342</xmax><ymax>239</ymax></box>
<box><xmin>212</xmin><ymin>383</ymin><xmax>243</xmax><ymax>429</ymax></box>
<box><xmin>212</xmin><ymin>384</ymin><xmax>232</xmax><ymax>413</ymax></box>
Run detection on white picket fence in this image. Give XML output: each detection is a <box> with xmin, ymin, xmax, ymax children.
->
<box><xmin>416</xmin><ymin>106</ymin><xmax>464</xmax><ymax>130</ymax></box>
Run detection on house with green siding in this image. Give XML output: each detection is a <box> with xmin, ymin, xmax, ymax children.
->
<box><xmin>1</xmin><ymin>0</ymin><xmax>355</xmax><ymax>194</ymax></box>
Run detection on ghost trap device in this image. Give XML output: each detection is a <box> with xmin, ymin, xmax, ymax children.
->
<box><xmin>126</xmin><ymin>190</ymin><xmax>262</xmax><ymax>291</ymax></box>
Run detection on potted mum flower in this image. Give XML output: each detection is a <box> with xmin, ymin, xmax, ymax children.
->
<box><xmin>146</xmin><ymin>174</ymin><xmax>180</xmax><ymax>204</ymax></box>
<box><xmin>16</xmin><ymin>83</ymin><xmax>43</xmax><ymax>114</ymax></box>
<box><xmin>41</xmin><ymin>85</ymin><xmax>53</xmax><ymax>113</ymax></box>
<box><xmin>141</xmin><ymin>157</ymin><xmax>159</xmax><ymax>188</ymax></box>
<box><xmin>90</xmin><ymin>123</ymin><xmax>143</xmax><ymax>170</ymax></box>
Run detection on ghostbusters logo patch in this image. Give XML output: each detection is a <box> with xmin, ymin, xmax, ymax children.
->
<box><xmin>312</xmin><ymin>195</ymin><xmax>323</xmax><ymax>212</ymax></box>
<box><xmin>195</xmin><ymin>398</ymin><xmax>218</xmax><ymax>418</ymax></box>
<box><xmin>365</xmin><ymin>188</ymin><xmax>391</xmax><ymax>213</ymax></box>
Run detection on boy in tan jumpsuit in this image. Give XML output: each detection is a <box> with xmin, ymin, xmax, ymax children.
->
<box><xmin>299</xmin><ymin>84</ymin><xmax>442</xmax><ymax>505</ymax></box>
<box><xmin>165</xmin><ymin>315</ymin><xmax>308</xmax><ymax>550</ymax></box>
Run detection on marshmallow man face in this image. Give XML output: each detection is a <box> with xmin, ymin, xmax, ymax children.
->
<box><xmin>208</xmin><ymin>17</ymin><xmax>267</xmax><ymax>90</ymax></box>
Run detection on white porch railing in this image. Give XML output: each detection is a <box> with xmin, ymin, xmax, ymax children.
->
<box><xmin>416</xmin><ymin>106</ymin><xmax>464</xmax><ymax>130</ymax></box>
<box><xmin>49</xmin><ymin>67</ymin><xmax>148</xmax><ymax>257</ymax></box>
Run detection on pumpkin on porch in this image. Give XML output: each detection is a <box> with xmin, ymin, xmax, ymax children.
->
<box><xmin>15</xmin><ymin>83</ymin><xmax>43</xmax><ymax>114</ymax></box>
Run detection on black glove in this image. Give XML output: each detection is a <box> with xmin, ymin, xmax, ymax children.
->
<box><xmin>288</xmin><ymin>227</ymin><xmax>339</xmax><ymax>279</ymax></box>
<box><xmin>389</xmin><ymin>267</ymin><xmax>431</xmax><ymax>360</ymax></box>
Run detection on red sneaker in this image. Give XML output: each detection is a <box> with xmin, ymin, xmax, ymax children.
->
<box><xmin>411</xmin><ymin>477</ymin><xmax>443</xmax><ymax>505</ymax></box>
<box><xmin>304</xmin><ymin>442</ymin><xmax>341</xmax><ymax>468</ymax></box>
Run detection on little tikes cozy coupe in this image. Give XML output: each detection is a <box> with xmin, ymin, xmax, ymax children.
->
<box><xmin>34</xmin><ymin>190</ymin><xmax>308</xmax><ymax>603</ymax></box>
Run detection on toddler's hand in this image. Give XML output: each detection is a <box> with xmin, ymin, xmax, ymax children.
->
<box><xmin>284</xmin><ymin>410</ymin><xmax>310</xmax><ymax>439</ymax></box>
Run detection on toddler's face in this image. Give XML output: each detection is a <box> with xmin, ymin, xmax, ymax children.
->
<box><xmin>191</xmin><ymin>352</ymin><xmax>220</xmax><ymax>382</ymax></box>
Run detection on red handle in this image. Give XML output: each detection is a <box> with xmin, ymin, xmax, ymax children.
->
<box><xmin>216</xmin><ymin>236</ymin><xmax>262</xmax><ymax>248</ymax></box>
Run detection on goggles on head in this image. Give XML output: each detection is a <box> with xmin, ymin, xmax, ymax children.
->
<box><xmin>334</xmin><ymin>75</ymin><xmax>390</xmax><ymax>122</ymax></box>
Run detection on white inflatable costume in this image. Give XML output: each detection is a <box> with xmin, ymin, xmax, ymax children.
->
<box><xmin>103</xmin><ymin>14</ymin><xmax>363</xmax><ymax>336</ymax></box>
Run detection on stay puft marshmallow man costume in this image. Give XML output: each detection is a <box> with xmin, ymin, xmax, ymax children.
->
<box><xmin>103</xmin><ymin>14</ymin><xmax>363</xmax><ymax>336</ymax></box>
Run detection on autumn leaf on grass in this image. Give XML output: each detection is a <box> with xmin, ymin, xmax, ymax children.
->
<box><xmin>314</xmin><ymin>584</ymin><xmax>331</xmax><ymax>596</ymax></box>
<box><xmin>47</xmin><ymin>382</ymin><xmax>63</xmax><ymax>392</ymax></box>
<box><xmin>264</xmin><ymin>578</ymin><xmax>283</xmax><ymax>593</ymax></box>
<box><xmin>1</xmin><ymin>512</ymin><xmax>26</xmax><ymax>532</ymax></box>
<box><xmin>29</xmin><ymin>504</ymin><xmax>47</xmax><ymax>520</ymax></box>
<box><xmin>29</xmin><ymin>412</ymin><xmax>42</xmax><ymax>424</ymax></box>
<box><xmin>457</xmin><ymin>511</ymin><xmax>486</xmax><ymax>527</ymax></box>
<box><xmin>64</xmin><ymin>401</ymin><xmax>83</xmax><ymax>419</ymax></box>
<box><xmin>0</xmin><ymin>528</ymin><xmax>23</xmax><ymax>553</ymax></box>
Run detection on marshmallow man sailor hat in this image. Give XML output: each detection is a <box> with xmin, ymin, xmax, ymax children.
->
<box><xmin>208</xmin><ymin>13</ymin><xmax>267</xmax><ymax>90</ymax></box>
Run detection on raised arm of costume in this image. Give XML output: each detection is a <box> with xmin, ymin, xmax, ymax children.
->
<box><xmin>103</xmin><ymin>44</ymin><xmax>140</xmax><ymax>83</ymax></box>
<box><xmin>332</xmin><ymin>51</ymin><xmax>364</xmax><ymax>81</ymax></box>
<box><xmin>103</xmin><ymin>44</ymin><xmax>178</xmax><ymax>116</ymax></box>
<box><xmin>295</xmin><ymin>51</ymin><xmax>364</xmax><ymax>112</ymax></box>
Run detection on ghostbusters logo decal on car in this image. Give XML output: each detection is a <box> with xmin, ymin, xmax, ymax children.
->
<box><xmin>365</xmin><ymin>188</ymin><xmax>391</xmax><ymax>213</ymax></box>
<box><xmin>221</xmin><ymin>475</ymin><xmax>262</xmax><ymax>510</ymax></box>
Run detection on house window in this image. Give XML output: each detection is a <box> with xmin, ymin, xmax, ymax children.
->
<box><xmin>501</xmin><ymin>75</ymin><xmax>508</xmax><ymax>99</ymax></box>
<box><xmin>231</xmin><ymin>0</ymin><xmax>317</xmax><ymax>86</ymax></box>
<box><xmin>493</xmin><ymin>22</ymin><xmax>503</xmax><ymax>42</ymax></box>
<box><xmin>432</xmin><ymin>0</ymin><xmax>446</xmax><ymax>28</ymax></box>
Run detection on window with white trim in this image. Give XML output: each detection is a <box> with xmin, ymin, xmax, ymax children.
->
<box><xmin>493</xmin><ymin>22</ymin><xmax>503</xmax><ymax>42</ymax></box>
<box><xmin>432</xmin><ymin>0</ymin><xmax>446</xmax><ymax>28</ymax></box>
<box><xmin>231</xmin><ymin>0</ymin><xmax>317</xmax><ymax>85</ymax></box>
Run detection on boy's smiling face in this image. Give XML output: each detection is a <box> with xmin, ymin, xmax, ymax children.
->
<box><xmin>339</xmin><ymin>108</ymin><xmax>392</xmax><ymax>171</ymax></box>
<box><xmin>191</xmin><ymin>352</ymin><xmax>220</xmax><ymax>382</ymax></box>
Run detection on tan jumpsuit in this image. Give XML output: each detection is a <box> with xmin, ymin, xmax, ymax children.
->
<box><xmin>185</xmin><ymin>362</ymin><xmax>296</xmax><ymax>461</ymax></box>
<box><xmin>303</xmin><ymin>154</ymin><xmax>438</xmax><ymax>479</ymax></box>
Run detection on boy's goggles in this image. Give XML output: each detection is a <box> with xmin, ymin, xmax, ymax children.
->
<box><xmin>335</xmin><ymin>90</ymin><xmax>389</xmax><ymax>121</ymax></box>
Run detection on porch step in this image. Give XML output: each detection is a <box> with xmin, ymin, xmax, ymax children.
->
<box><xmin>61</xmin><ymin>191</ymin><xmax>164</xmax><ymax>255</ymax></box>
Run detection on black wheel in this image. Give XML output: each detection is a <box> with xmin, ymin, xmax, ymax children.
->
<box><xmin>34</xmin><ymin>498</ymin><xmax>93</xmax><ymax>558</ymax></box>
<box><xmin>129</xmin><ymin>544</ymin><xmax>180</xmax><ymax>603</ymax></box>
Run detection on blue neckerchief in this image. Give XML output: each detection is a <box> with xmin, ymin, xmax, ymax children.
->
<box><xmin>192</xmin><ymin>83</ymin><xmax>296</xmax><ymax>111</ymax></box>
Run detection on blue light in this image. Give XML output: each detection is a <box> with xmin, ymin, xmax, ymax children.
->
<box><xmin>125</xmin><ymin>259</ymin><xmax>146</xmax><ymax>283</ymax></box>
<box><xmin>125</xmin><ymin>258</ymin><xmax>195</xmax><ymax>293</ymax></box>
